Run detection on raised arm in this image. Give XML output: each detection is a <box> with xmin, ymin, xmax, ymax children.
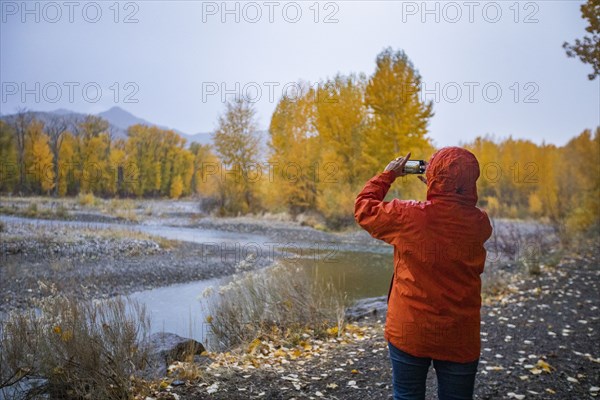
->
<box><xmin>354</xmin><ymin>152</ymin><xmax>413</xmax><ymax>244</ymax></box>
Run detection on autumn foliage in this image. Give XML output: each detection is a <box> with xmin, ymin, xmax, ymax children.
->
<box><xmin>465</xmin><ymin>130</ymin><xmax>600</xmax><ymax>236</ymax></box>
<box><xmin>265</xmin><ymin>48</ymin><xmax>434</xmax><ymax>227</ymax></box>
<box><xmin>0</xmin><ymin>48</ymin><xmax>598</xmax><ymax>234</ymax></box>
<box><xmin>0</xmin><ymin>115</ymin><xmax>210</xmax><ymax>200</ymax></box>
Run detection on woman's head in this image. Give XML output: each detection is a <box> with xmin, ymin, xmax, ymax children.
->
<box><xmin>425</xmin><ymin>147</ymin><xmax>480</xmax><ymax>205</ymax></box>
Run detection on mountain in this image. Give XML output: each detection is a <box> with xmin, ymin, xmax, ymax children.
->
<box><xmin>51</xmin><ymin>108</ymin><xmax>79</xmax><ymax>116</ymax></box>
<box><xmin>98</xmin><ymin>106</ymin><xmax>155</xmax><ymax>132</ymax></box>
<box><xmin>98</xmin><ymin>107</ymin><xmax>219</xmax><ymax>146</ymax></box>
<box><xmin>178</xmin><ymin>131</ymin><xmax>213</xmax><ymax>146</ymax></box>
<box><xmin>1</xmin><ymin>109</ymin><xmax>93</xmax><ymax>132</ymax></box>
<box><xmin>0</xmin><ymin>107</ymin><xmax>270</xmax><ymax>156</ymax></box>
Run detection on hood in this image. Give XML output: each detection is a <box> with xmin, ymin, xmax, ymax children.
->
<box><xmin>425</xmin><ymin>147</ymin><xmax>480</xmax><ymax>206</ymax></box>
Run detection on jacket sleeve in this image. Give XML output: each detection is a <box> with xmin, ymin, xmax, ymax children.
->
<box><xmin>480</xmin><ymin>210</ymin><xmax>493</xmax><ymax>241</ymax></box>
<box><xmin>354</xmin><ymin>170</ymin><xmax>405</xmax><ymax>245</ymax></box>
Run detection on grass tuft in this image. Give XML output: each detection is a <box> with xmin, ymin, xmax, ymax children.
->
<box><xmin>0</xmin><ymin>295</ymin><xmax>151</xmax><ymax>400</ymax></box>
<box><xmin>204</xmin><ymin>262</ymin><xmax>347</xmax><ymax>351</ymax></box>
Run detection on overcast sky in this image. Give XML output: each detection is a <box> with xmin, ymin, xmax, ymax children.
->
<box><xmin>1</xmin><ymin>0</ymin><xmax>598</xmax><ymax>147</ymax></box>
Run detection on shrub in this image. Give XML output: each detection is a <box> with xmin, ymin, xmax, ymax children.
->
<box><xmin>108</xmin><ymin>199</ymin><xmax>139</xmax><ymax>222</ymax></box>
<box><xmin>204</xmin><ymin>262</ymin><xmax>347</xmax><ymax>350</ymax></box>
<box><xmin>25</xmin><ymin>202</ymin><xmax>38</xmax><ymax>217</ymax></box>
<box><xmin>55</xmin><ymin>204</ymin><xmax>69</xmax><ymax>218</ymax></box>
<box><xmin>198</xmin><ymin>196</ymin><xmax>222</xmax><ymax>215</ymax></box>
<box><xmin>77</xmin><ymin>192</ymin><xmax>98</xmax><ymax>207</ymax></box>
<box><xmin>481</xmin><ymin>265</ymin><xmax>510</xmax><ymax>299</ymax></box>
<box><xmin>0</xmin><ymin>296</ymin><xmax>150</xmax><ymax>400</ymax></box>
<box><xmin>296</xmin><ymin>211</ymin><xmax>326</xmax><ymax>229</ymax></box>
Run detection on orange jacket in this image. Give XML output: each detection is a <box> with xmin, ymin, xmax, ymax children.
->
<box><xmin>354</xmin><ymin>147</ymin><xmax>492</xmax><ymax>363</ymax></box>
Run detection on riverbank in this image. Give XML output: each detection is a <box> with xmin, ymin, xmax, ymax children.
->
<box><xmin>0</xmin><ymin>195</ymin><xmax>378</xmax><ymax>313</ymax></box>
<box><xmin>152</xmin><ymin>240</ymin><xmax>600</xmax><ymax>399</ymax></box>
<box><xmin>0</xmin><ymin>217</ymin><xmax>278</xmax><ymax>312</ymax></box>
<box><xmin>0</xmin><ymin>196</ymin><xmax>557</xmax><ymax>314</ymax></box>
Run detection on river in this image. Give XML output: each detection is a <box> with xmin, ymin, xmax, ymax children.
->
<box><xmin>0</xmin><ymin>216</ymin><xmax>393</xmax><ymax>344</ymax></box>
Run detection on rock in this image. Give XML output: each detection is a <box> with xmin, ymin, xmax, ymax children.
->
<box><xmin>0</xmin><ymin>377</ymin><xmax>48</xmax><ymax>400</ymax></box>
<box><xmin>142</xmin><ymin>332</ymin><xmax>207</xmax><ymax>378</ymax></box>
<box><xmin>345</xmin><ymin>296</ymin><xmax>388</xmax><ymax>321</ymax></box>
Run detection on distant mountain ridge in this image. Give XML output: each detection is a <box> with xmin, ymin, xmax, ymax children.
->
<box><xmin>98</xmin><ymin>107</ymin><xmax>156</xmax><ymax>132</ymax></box>
<box><xmin>98</xmin><ymin>107</ymin><xmax>217</xmax><ymax>146</ymax></box>
<box><xmin>1</xmin><ymin>106</ymin><xmax>269</xmax><ymax>158</ymax></box>
<box><xmin>1</xmin><ymin>107</ymin><xmax>217</xmax><ymax>147</ymax></box>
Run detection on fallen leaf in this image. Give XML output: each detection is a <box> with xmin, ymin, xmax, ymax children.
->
<box><xmin>207</xmin><ymin>382</ymin><xmax>219</xmax><ymax>394</ymax></box>
<box><xmin>485</xmin><ymin>366</ymin><xmax>504</xmax><ymax>371</ymax></box>
<box><xmin>248</xmin><ymin>338</ymin><xmax>261</xmax><ymax>354</ymax></box>
<box><xmin>327</xmin><ymin>326</ymin><xmax>339</xmax><ymax>336</ymax></box>
<box><xmin>536</xmin><ymin>359</ymin><xmax>555</xmax><ymax>373</ymax></box>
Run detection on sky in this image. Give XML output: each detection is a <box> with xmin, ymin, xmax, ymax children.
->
<box><xmin>1</xmin><ymin>0</ymin><xmax>598</xmax><ymax>148</ymax></box>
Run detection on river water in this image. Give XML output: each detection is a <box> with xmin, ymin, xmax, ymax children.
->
<box><xmin>127</xmin><ymin>249</ymin><xmax>393</xmax><ymax>343</ymax></box>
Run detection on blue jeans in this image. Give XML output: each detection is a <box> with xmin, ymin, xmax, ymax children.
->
<box><xmin>388</xmin><ymin>342</ymin><xmax>479</xmax><ymax>400</ymax></box>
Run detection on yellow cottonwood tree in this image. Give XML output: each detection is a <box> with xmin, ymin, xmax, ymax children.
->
<box><xmin>0</xmin><ymin>120</ymin><xmax>17</xmax><ymax>193</ymax></box>
<box><xmin>266</xmin><ymin>83</ymin><xmax>319</xmax><ymax>213</ymax></box>
<box><xmin>213</xmin><ymin>99</ymin><xmax>262</xmax><ymax>214</ymax></box>
<box><xmin>364</xmin><ymin>48</ymin><xmax>434</xmax><ymax>170</ymax></box>
<box><xmin>560</xmin><ymin>128</ymin><xmax>600</xmax><ymax>233</ymax></box>
<box><xmin>314</xmin><ymin>74</ymin><xmax>369</xmax><ymax>225</ymax></box>
<box><xmin>190</xmin><ymin>143</ymin><xmax>220</xmax><ymax>197</ymax></box>
<box><xmin>73</xmin><ymin>116</ymin><xmax>111</xmax><ymax>195</ymax></box>
<box><xmin>363</xmin><ymin>48</ymin><xmax>434</xmax><ymax>202</ymax></box>
<box><xmin>24</xmin><ymin>120</ymin><xmax>55</xmax><ymax>193</ymax></box>
<box><xmin>105</xmin><ymin>139</ymin><xmax>127</xmax><ymax>196</ymax></box>
<box><xmin>170</xmin><ymin>175</ymin><xmax>184</xmax><ymax>199</ymax></box>
<box><xmin>57</xmin><ymin>132</ymin><xmax>77</xmax><ymax>196</ymax></box>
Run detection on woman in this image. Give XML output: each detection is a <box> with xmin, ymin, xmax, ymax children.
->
<box><xmin>354</xmin><ymin>147</ymin><xmax>493</xmax><ymax>400</ymax></box>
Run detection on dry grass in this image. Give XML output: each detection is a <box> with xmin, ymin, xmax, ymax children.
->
<box><xmin>79</xmin><ymin>227</ymin><xmax>174</xmax><ymax>247</ymax></box>
<box><xmin>204</xmin><ymin>262</ymin><xmax>347</xmax><ymax>351</ymax></box>
<box><xmin>0</xmin><ymin>195</ymin><xmax>143</xmax><ymax>223</ymax></box>
<box><xmin>0</xmin><ymin>197</ymin><xmax>71</xmax><ymax>220</ymax></box>
<box><xmin>1</xmin><ymin>222</ymin><xmax>177</xmax><ymax>251</ymax></box>
<box><xmin>488</xmin><ymin>219</ymin><xmax>560</xmax><ymax>275</ymax></box>
<box><xmin>0</xmin><ymin>295</ymin><xmax>151</xmax><ymax>400</ymax></box>
<box><xmin>481</xmin><ymin>219</ymin><xmax>565</xmax><ymax>302</ymax></box>
<box><xmin>105</xmin><ymin>199</ymin><xmax>139</xmax><ymax>222</ymax></box>
<box><xmin>76</xmin><ymin>192</ymin><xmax>100</xmax><ymax>207</ymax></box>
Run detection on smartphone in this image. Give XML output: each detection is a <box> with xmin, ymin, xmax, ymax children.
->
<box><xmin>403</xmin><ymin>160</ymin><xmax>426</xmax><ymax>174</ymax></box>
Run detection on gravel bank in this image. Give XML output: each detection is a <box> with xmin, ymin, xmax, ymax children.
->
<box><xmin>161</xmin><ymin>241</ymin><xmax>600</xmax><ymax>399</ymax></box>
<box><xmin>0</xmin><ymin>219</ymin><xmax>275</xmax><ymax>312</ymax></box>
